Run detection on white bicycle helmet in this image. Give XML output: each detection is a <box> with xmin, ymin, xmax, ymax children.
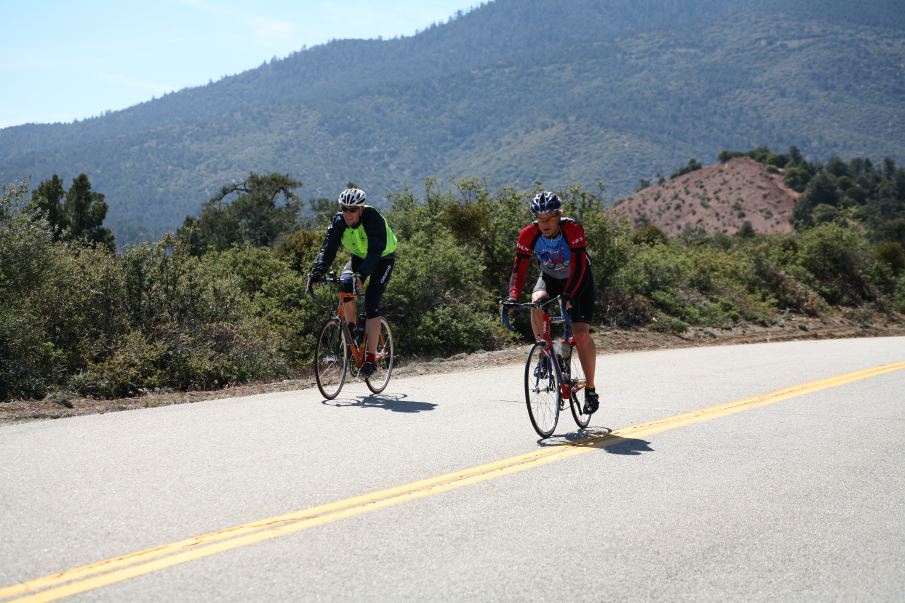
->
<box><xmin>338</xmin><ymin>188</ymin><xmax>366</xmax><ymax>207</ymax></box>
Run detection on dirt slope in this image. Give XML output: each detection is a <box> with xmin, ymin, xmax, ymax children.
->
<box><xmin>610</xmin><ymin>158</ymin><xmax>799</xmax><ymax>235</ymax></box>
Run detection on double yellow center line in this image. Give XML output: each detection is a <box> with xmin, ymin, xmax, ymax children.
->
<box><xmin>3</xmin><ymin>360</ymin><xmax>904</xmax><ymax>602</ymax></box>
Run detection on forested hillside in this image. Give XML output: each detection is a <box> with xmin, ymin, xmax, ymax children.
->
<box><xmin>1</xmin><ymin>0</ymin><xmax>904</xmax><ymax>243</ymax></box>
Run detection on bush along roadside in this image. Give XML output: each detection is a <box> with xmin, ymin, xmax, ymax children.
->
<box><xmin>2</xmin><ymin>165</ymin><xmax>905</xmax><ymax>403</ymax></box>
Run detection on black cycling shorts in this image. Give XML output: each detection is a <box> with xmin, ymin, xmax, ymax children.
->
<box><xmin>532</xmin><ymin>272</ymin><xmax>595</xmax><ymax>324</ymax></box>
<box><xmin>340</xmin><ymin>256</ymin><xmax>395</xmax><ymax>319</ymax></box>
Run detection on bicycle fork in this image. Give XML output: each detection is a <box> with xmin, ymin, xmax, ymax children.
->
<box><xmin>531</xmin><ymin>347</ymin><xmax>555</xmax><ymax>394</ymax></box>
<box><xmin>532</xmin><ymin>346</ymin><xmax>574</xmax><ymax>408</ymax></box>
<box><xmin>539</xmin><ymin>312</ymin><xmax>578</xmax><ymax>405</ymax></box>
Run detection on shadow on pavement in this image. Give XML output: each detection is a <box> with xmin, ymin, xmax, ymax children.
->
<box><xmin>538</xmin><ymin>427</ymin><xmax>654</xmax><ymax>455</ymax></box>
<box><xmin>596</xmin><ymin>435</ymin><xmax>654</xmax><ymax>455</ymax></box>
<box><xmin>322</xmin><ymin>392</ymin><xmax>437</xmax><ymax>413</ymax></box>
<box><xmin>538</xmin><ymin>427</ymin><xmax>612</xmax><ymax>446</ymax></box>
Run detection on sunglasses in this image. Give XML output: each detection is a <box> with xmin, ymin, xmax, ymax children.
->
<box><xmin>341</xmin><ymin>206</ymin><xmax>361</xmax><ymax>213</ymax></box>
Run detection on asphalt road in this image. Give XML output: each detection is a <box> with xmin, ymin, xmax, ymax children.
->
<box><xmin>2</xmin><ymin>337</ymin><xmax>904</xmax><ymax>601</ymax></box>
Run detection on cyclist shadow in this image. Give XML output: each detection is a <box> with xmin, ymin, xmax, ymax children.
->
<box><xmin>322</xmin><ymin>392</ymin><xmax>437</xmax><ymax>413</ymax></box>
<box><xmin>538</xmin><ymin>428</ymin><xmax>655</xmax><ymax>455</ymax></box>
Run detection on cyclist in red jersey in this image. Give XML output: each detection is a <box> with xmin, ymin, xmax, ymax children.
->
<box><xmin>506</xmin><ymin>191</ymin><xmax>599</xmax><ymax>414</ymax></box>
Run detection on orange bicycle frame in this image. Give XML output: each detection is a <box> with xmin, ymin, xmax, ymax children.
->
<box><xmin>337</xmin><ymin>291</ymin><xmax>366</xmax><ymax>368</ymax></box>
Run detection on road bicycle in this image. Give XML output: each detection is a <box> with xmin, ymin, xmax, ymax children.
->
<box><xmin>308</xmin><ymin>272</ymin><xmax>394</xmax><ymax>399</ymax></box>
<box><xmin>501</xmin><ymin>296</ymin><xmax>591</xmax><ymax>438</ymax></box>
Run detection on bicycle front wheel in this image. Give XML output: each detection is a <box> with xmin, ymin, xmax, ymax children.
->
<box><xmin>524</xmin><ymin>341</ymin><xmax>560</xmax><ymax>438</ymax></box>
<box><xmin>567</xmin><ymin>347</ymin><xmax>591</xmax><ymax>428</ymax></box>
<box><xmin>365</xmin><ymin>317</ymin><xmax>394</xmax><ymax>394</ymax></box>
<box><xmin>315</xmin><ymin>320</ymin><xmax>348</xmax><ymax>399</ymax></box>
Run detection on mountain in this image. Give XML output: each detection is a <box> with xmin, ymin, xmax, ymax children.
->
<box><xmin>1</xmin><ymin>0</ymin><xmax>904</xmax><ymax>244</ymax></box>
<box><xmin>610</xmin><ymin>158</ymin><xmax>798</xmax><ymax>236</ymax></box>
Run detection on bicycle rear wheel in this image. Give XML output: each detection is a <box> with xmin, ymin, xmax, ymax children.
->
<box><xmin>365</xmin><ymin>317</ymin><xmax>394</xmax><ymax>394</ymax></box>
<box><xmin>567</xmin><ymin>346</ymin><xmax>591</xmax><ymax>428</ymax></box>
<box><xmin>524</xmin><ymin>341</ymin><xmax>560</xmax><ymax>438</ymax></box>
<box><xmin>315</xmin><ymin>319</ymin><xmax>348</xmax><ymax>399</ymax></box>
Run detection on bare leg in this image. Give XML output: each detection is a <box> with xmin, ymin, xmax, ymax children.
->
<box><xmin>530</xmin><ymin>290</ymin><xmax>549</xmax><ymax>341</ymax></box>
<box><xmin>365</xmin><ymin>317</ymin><xmax>381</xmax><ymax>355</ymax></box>
<box><xmin>342</xmin><ymin>299</ymin><xmax>357</xmax><ymax>328</ymax></box>
<box><xmin>572</xmin><ymin>322</ymin><xmax>596</xmax><ymax>389</ymax></box>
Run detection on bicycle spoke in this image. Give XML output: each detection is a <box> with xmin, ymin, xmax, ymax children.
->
<box><xmin>315</xmin><ymin>321</ymin><xmax>347</xmax><ymax>399</ymax></box>
<box><xmin>524</xmin><ymin>342</ymin><xmax>560</xmax><ymax>437</ymax></box>
<box><xmin>568</xmin><ymin>344</ymin><xmax>591</xmax><ymax>428</ymax></box>
<box><xmin>366</xmin><ymin>318</ymin><xmax>394</xmax><ymax>394</ymax></box>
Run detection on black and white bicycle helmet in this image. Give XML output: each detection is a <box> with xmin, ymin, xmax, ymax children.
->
<box><xmin>338</xmin><ymin>188</ymin><xmax>366</xmax><ymax>207</ymax></box>
<box><xmin>530</xmin><ymin>191</ymin><xmax>561</xmax><ymax>215</ymax></box>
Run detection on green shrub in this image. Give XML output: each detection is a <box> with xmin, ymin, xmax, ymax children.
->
<box><xmin>161</xmin><ymin>319</ymin><xmax>284</xmax><ymax>391</ymax></box>
<box><xmin>207</xmin><ymin>243</ymin><xmax>293</xmax><ymax>298</ymax></box>
<box><xmin>4</xmin><ymin>172</ymin><xmax>903</xmax><ymax>403</ymax></box>
<box><xmin>894</xmin><ymin>275</ymin><xmax>905</xmax><ymax>312</ymax></box>
<box><xmin>783</xmin><ymin>167</ymin><xmax>811</xmax><ymax>192</ymax></box>
<box><xmin>648</xmin><ymin>314</ymin><xmax>688</xmax><ymax>334</ymax></box>
<box><xmin>382</xmin><ymin>228</ymin><xmax>498</xmax><ymax>356</ymax></box>
<box><xmin>1</xmin><ymin>180</ymin><xmax>67</xmax><ymax>398</ymax></box>
<box><xmin>0</xmin><ymin>309</ymin><xmax>65</xmax><ymax>399</ymax></box>
<box><xmin>255</xmin><ymin>264</ymin><xmax>322</xmax><ymax>370</ymax></box>
<box><xmin>650</xmin><ymin>290</ymin><xmax>700</xmax><ymax>323</ymax></box>
<box><xmin>274</xmin><ymin>228</ymin><xmax>323</xmax><ymax>273</ymax></box>
<box><xmin>876</xmin><ymin>242</ymin><xmax>905</xmax><ymax>277</ymax></box>
<box><xmin>33</xmin><ymin>247</ymin><xmax>126</xmax><ymax>370</ymax></box>
<box><xmin>619</xmin><ymin>241</ymin><xmax>694</xmax><ymax>297</ymax></box>
<box><xmin>632</xmin><ymin>224</ymin><xmax>668</xmax><ymax>246</ymax></box>
<box><xmin>407</xmin><ymin>305</ymin><xmax>504</xmax><ymax>356</ymax></box>
<box><xmin>797</xmin><ymin>223</ymin><xmax>874</xmax><ymax>304</ymax></box>
<box><xmin>69</xmin><ymin>331</ymin><xmax>168</xmax><ymax>398</ymax></box>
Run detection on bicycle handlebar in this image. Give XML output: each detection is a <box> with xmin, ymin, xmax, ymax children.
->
<box><xmin>306</xmin><ymin>271</ymin><xmax>363</xmax><ymax>300</ymax></box>
<box><xmin>499</xmin><ymin>296</ymin><xmax>572</xmax><ymax>332</ymax></box>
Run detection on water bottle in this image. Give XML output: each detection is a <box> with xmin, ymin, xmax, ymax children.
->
<box><xmin>560</xmin><ymin>340</ymin><xmax>572</xmax><ymax>362</ymax></box>
<box><xmin>552</xmin><ymin>341</ymin><xmax>568</xmax><ymax>374</ymax></box>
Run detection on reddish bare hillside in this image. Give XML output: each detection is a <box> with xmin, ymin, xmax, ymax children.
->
<box><xmin>610</xmin><ymin>158</ymin><xmax>800</xmax><ymax>236</ymax></box>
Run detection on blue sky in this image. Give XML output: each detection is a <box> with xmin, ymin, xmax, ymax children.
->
<box><xmin>0</xmin><ymin>0</ymin><xmax>477</xmax><ymax>129</ymax></box>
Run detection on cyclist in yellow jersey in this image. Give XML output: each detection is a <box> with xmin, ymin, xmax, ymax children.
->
<box><xmin>307</xmin><ymin>188</ymin><xmax>397</xmax><ymax>377</ymax></box>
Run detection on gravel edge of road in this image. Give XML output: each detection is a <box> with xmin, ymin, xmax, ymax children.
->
<box><xmin>3</xmin><ymin>311</ymin><xmax>904</xmax><ymax>425</ymax></box>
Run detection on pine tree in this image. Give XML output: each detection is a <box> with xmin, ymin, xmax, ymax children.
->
<box><xmin>29</xmin><ymin>174</ymin><xmax>68</xmax><ymax>241</ymax></box>
<box><xmin>64</xmin><ymin>174</ymin><xmax>115</xmax><ymax>250</ymax></box>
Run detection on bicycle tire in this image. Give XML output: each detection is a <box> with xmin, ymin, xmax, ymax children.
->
<box><xmin>315</xmin><ymin>319</ymin><xmax>348</xmax><ymax>399</ymax></box>
<box><xmin>567</xmin><ymin>345</ymin><xmax>591</xmax><ymax>428</ymax></box>
<box><xmin>365</xmin><ymin>317</ymin><xmax>394</xmax><ymax>394</ymax></box>
<box><xmin>524</xmin><ymin>341</ymin><xmax>560</xmax><ymax>438</ymax></box>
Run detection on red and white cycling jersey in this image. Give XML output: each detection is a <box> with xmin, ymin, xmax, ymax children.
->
<box><xmin>508</xmin><ymin>217</ymin><xmax>590</xmax><ymax>299</ymax></box>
